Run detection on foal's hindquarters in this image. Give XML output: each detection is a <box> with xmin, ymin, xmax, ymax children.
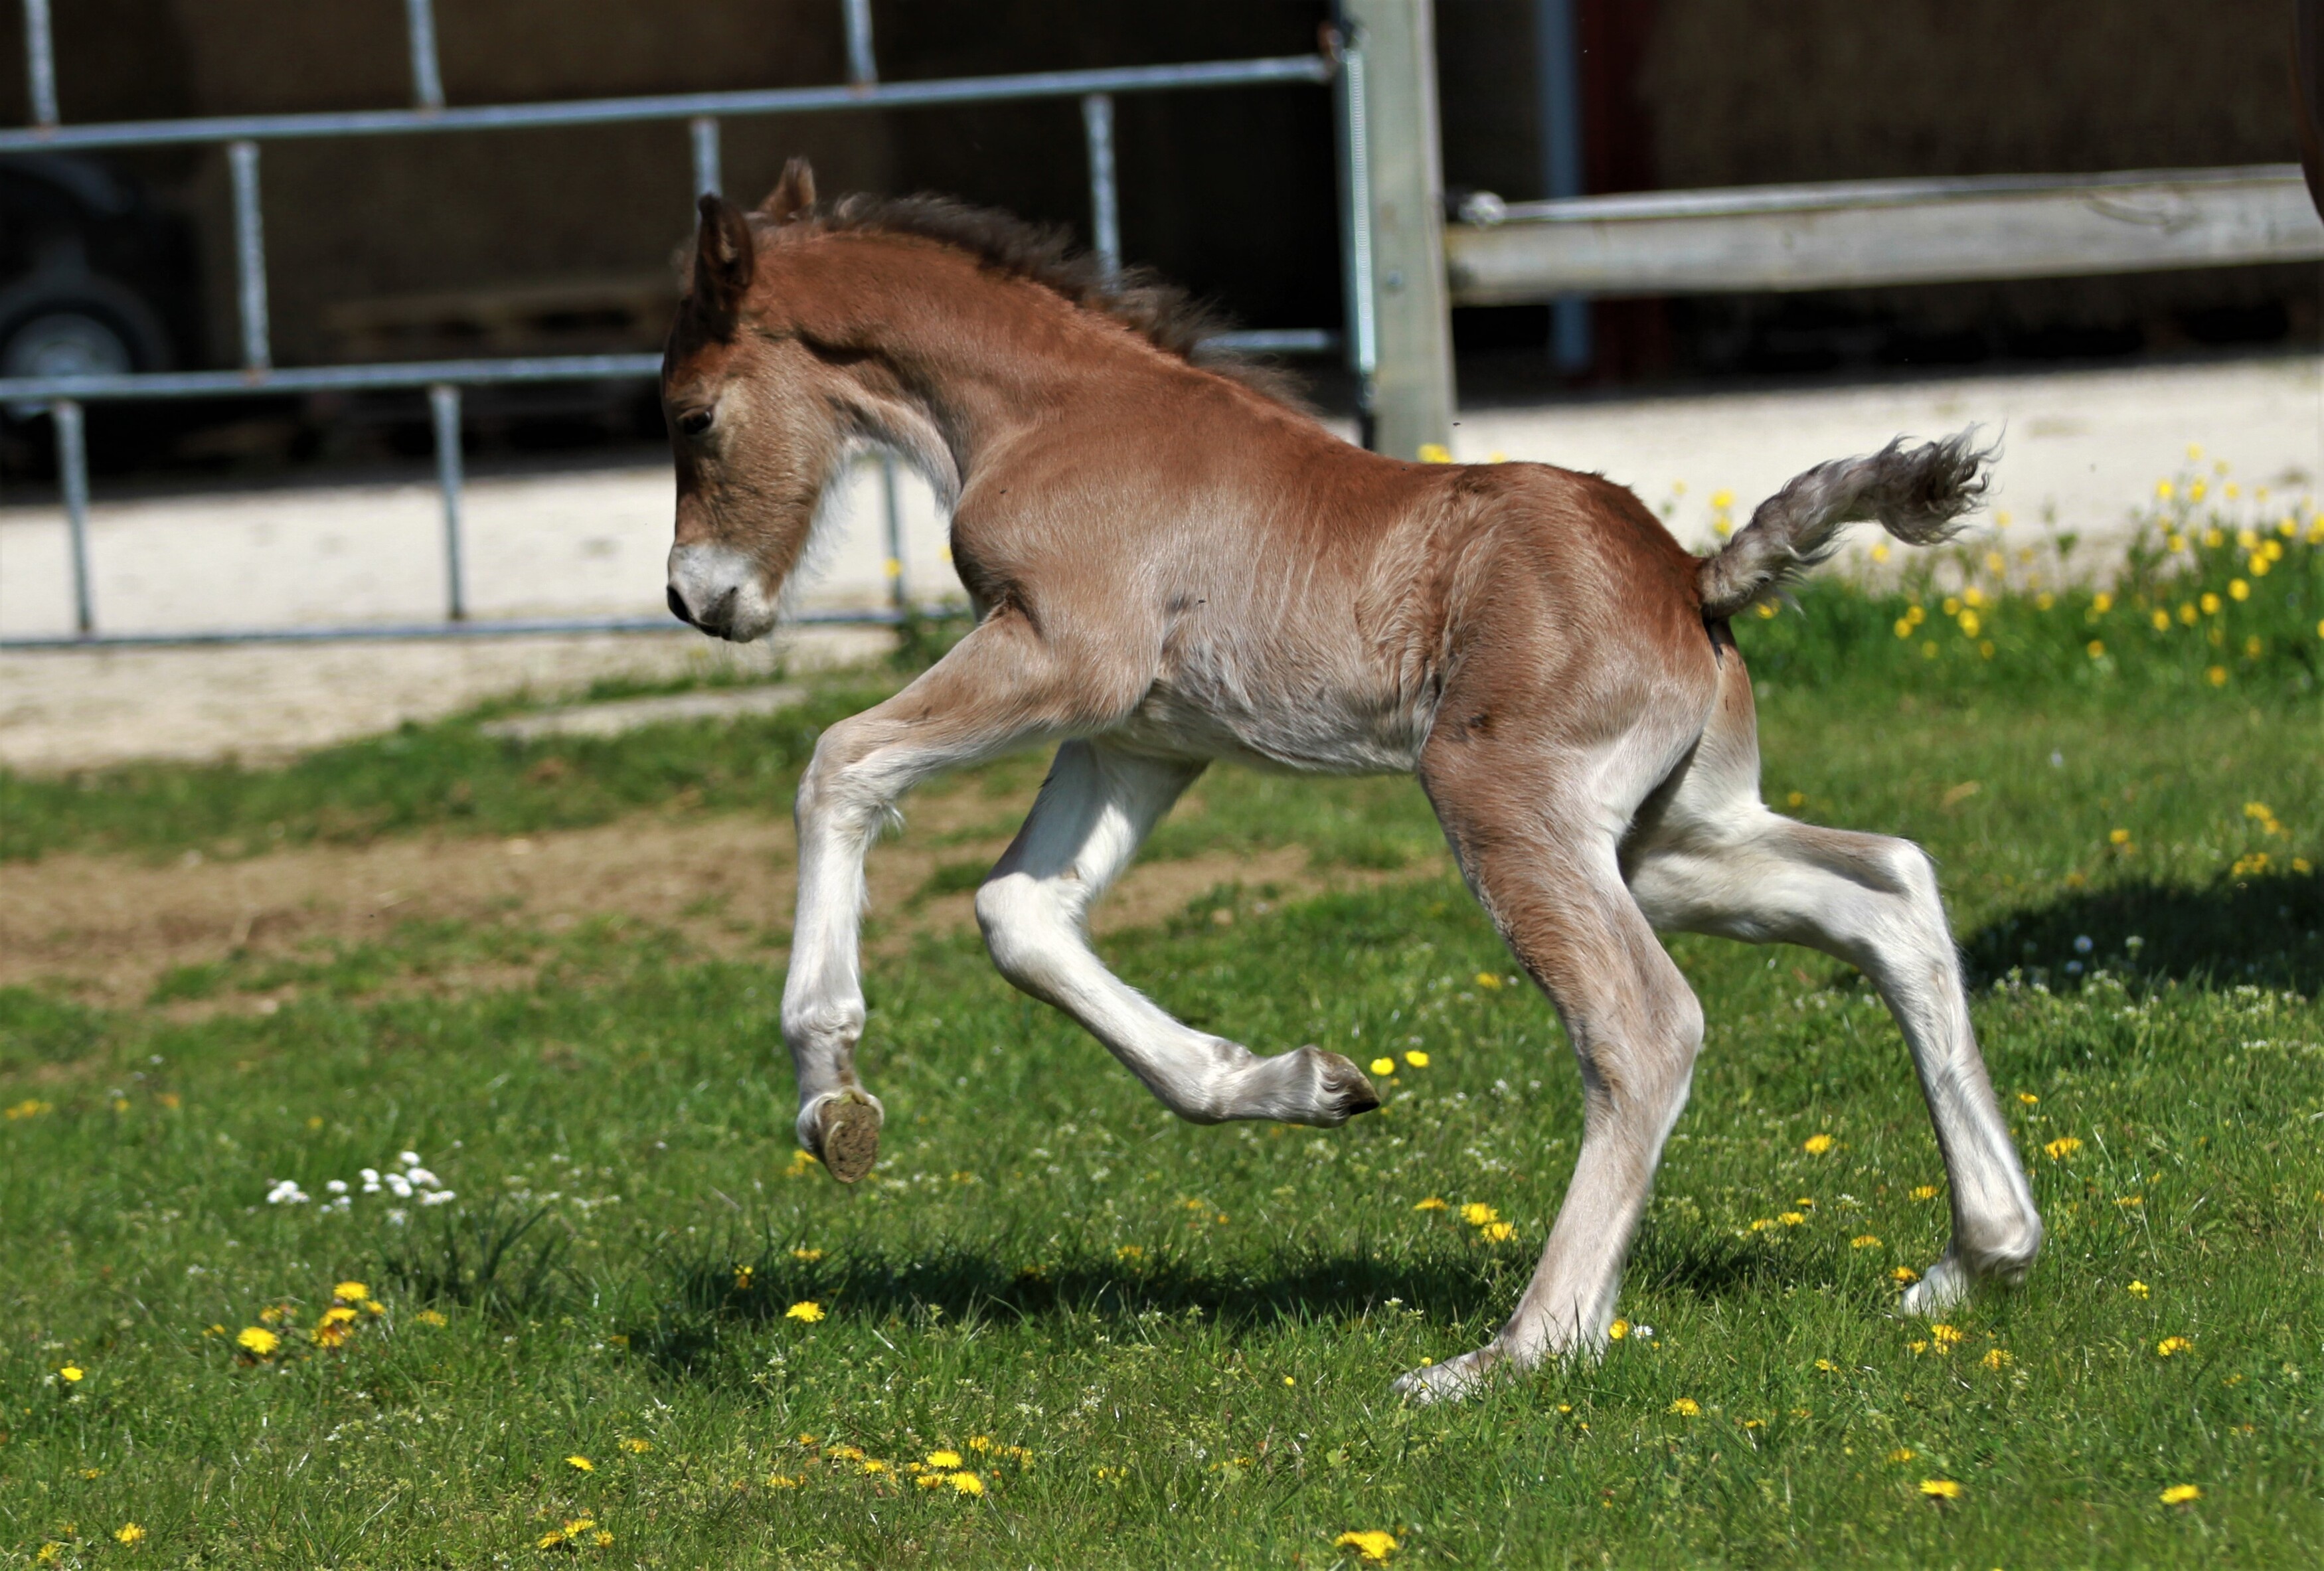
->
<box><xmin>1391</xmin><ymin>592</ymin><xmax>2042</xmax><ymax>1401</ymax></box>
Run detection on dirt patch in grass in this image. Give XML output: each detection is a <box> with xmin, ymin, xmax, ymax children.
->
<box><xmin>2</xmin><ymin>771</ymin><xmax>1418</xmax><ymax>1010</ymax></box>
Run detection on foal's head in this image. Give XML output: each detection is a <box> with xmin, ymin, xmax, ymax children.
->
<box><xmin>660</xmin><ymin>159</ymin><xmax>864</xmax><ymax>643</ymax></box>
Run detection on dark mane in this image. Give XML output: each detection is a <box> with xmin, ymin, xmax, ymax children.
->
<box><xmin>773</xmin><ymin>193</ymin><xmax>1311</xmax><ymax>410</ymax></box>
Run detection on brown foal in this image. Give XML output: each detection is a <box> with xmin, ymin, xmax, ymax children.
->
<box><xmin>661</xmin><ymin>160</ymin><xmax>2044</xmax><ymax>1401</ymax></box>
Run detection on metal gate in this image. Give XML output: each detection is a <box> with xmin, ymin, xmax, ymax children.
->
<box><xmin>0</xmin><ymin>1</ymin><xmax>1452</xmax><ymax>649</ymax></box>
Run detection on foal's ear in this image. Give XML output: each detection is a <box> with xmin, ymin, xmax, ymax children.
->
<box><xmin>692</xmin><ymin>193</ymin><xmax>757</xmax><ymax>316</ymax></box>
<box><xmin>758</xmin><ymin>157</ymin><xmax>817</xmax><ymax>223</ymax></box>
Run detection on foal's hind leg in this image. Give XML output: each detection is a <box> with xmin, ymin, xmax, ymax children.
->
<box><xmin>1625</xmin><ymin>674</ymin><xmax>2041</xmax><ymax>1312</ymax></box>
<box><xmin>1396</xmin><ymin>751</ymin><xmax>1706</xmax><ymax>1402</ymax></box>
<box><xmin>976</xmin><ymin>740</ymin><xmax>1380</xmax><ymax>1125</ymax></box>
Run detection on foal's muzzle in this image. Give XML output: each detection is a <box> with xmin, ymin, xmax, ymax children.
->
<box><xmin>665</xmin><ymin>541</ymin><xmax>776</xmax><ymax>642</ymax></box>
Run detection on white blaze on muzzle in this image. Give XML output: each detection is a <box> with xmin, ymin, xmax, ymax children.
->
<box><xmin>666</xmin><ymin>540</ymin><xmax>779</xmax><ymax>642</ymax></box>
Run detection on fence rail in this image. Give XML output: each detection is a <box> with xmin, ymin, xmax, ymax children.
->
<box><xmin>1446</xmin><ymin>165</ymin><xmax>2324</xmax><ymax>303</ymax></box>
<box><xmin>2</xmin><ymin>2</ymin><xmax>1351</xmax><ymax>650</ymax></box>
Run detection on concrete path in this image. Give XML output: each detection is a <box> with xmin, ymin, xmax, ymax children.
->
<box><xmin>3</xmin><ymin>353</ymin><xmax>2316</xmax><ymax>771</ymax></box>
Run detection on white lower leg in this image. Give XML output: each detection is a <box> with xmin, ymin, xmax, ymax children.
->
<box><xmin>977</xmin><ymin>742</ymin><xmax>1378</xmax><ymax>1126</ymax></box>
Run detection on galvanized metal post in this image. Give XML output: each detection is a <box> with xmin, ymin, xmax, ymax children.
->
<box><xmin>22</xmin><ymin>0</ymin><xmax>58</xmax><ymax>127</ymax></box>
<box><xmin>878</xmin><ymin>452</ymin><xmax>906</xmax><ymax>615</ymax></box>
<box><xmin>1335</xmin><ymin>0</ymin><xmax>1454</xmax><ymax>459</ymax></box>
<box><xmin>1331</xmin><ymin>21</ymin><xmax>1380</xmax><ymax>444</ymax></box>
<box><xmin>228</xmin><ymin>139</ymin><xmax>271</xmax><ymax>371</ymax></box>
<box><xmin>52</xmin><ymin>400</ymin><xmax>93</xmax><ymax>634</ymax></box>
<box><xmin>1082</xmin><ymin>92</ymin><xmax>1121</xmax><ymax>278</ymax></box>
<box><xmin>691</xmin><ymin>116</ymin><xmax>722</xmax><ymax>200</ymax></box>
<box><xmin>404</xmin><ymin>0</ymin><xmax>446</xmax><ymax>111</ymax></box>
<box><xmin>429</xmin><ymin>384</ymin><xmax>467</xmax><ymax>620</ymax></box>
<box><xmin>843</xmin><ymin>0</ymin><xmax>878</xmax><ymax>86</ymax></box>
<box><xmin>1533</xmin><ymin>0</ymin><xmax>1590</xmax><ymax>371</ymax></box>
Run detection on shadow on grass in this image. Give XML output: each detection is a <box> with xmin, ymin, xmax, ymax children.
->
<box><xmin>1959</xmin><ymin>868</ymin><xmax>2323</xmax><ymax>993</ymax></box>
<box><xmin>627</xmin><ymin>1236</ymin><xmax>1514</xmax><ymax>1375</ymax></box>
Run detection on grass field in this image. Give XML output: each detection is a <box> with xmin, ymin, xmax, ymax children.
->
<box><xmin>5</xmin><ymin>492</ymin><xmax>2323</xmax><ymax>1568</ymax></box>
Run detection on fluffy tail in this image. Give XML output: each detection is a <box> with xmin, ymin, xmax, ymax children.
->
<box><xmin>1697</xmin><ymin>429</ymin><xmax>1995</xmax><ymax>620</ymax></box>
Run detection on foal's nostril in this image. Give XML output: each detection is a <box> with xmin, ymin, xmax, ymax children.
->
<box><xmin>665</xmin><ymin>584</ymin><xmax>695</xmax><ymax>626</ymax></box>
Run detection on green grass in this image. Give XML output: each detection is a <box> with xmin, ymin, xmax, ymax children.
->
<box><xmin>5</xmin><ymin>561</ymin><xmax>2324</xmax><ymax>1564</ymax></box>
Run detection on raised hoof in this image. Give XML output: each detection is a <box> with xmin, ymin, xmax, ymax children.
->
<box><xmin>1307</xmin><ymin>1048</ymin><xmax>1382</xmax><ymax>1126</ymax></box>
<box><xmin>815</xmin><ymin>1092</ymin><xmax>883</xmax><ymax>1185</ymax></box>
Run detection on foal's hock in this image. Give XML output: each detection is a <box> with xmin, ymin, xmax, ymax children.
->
<box><xmin>658</xmin><ymin>159</ymin><xmax>2042</xmax><ymax>1402</ymax></box>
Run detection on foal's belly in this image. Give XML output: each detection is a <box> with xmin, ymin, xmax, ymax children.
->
<box><xmin>1111</xmin><ymin>673</ymin><xmax>1430</xmax><ymax>776</ymax></box>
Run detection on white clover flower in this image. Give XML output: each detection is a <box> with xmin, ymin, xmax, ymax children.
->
<box><xmin>419</xmin><ymin>1190</ymin><xmax>456</xmax><ymax>1206</ymax></box>
<box><xmin>386</xmin><ymin>1208</ymin><xmax>409</xmax><ymax>1225</ymax></box>
<box><xmin>406</xmin><ymin>1168</ymin><xmax>439</xmax><ymax>1188</ymax></box>
<box><xmin>264</xmin><ymin>1179</ymin><xmax>310</xmax><ymax>1205</ymax></box>
<box><xmin>326</xmin><ymin>1179</ymin><xmax>349</xmax><ymax>1195</ymax></box>
<box><xmin>386</xmin><ymin>1174</ymin><xmax>413</xmax><ymax>1198</ymax></box>
<box><xmin>397</xmin><ymin>1151</ymin><xmax>421</xmax><ymax>1167</ymax></box>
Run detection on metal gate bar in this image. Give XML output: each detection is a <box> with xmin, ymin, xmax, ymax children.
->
<box><xmin>3</xmin><ymin>7</ymin><xmax>1348</xmax><ymax>649</ymax></box>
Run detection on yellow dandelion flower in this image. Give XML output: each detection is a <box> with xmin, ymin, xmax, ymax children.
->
<box><xmin>1815</xmin><ymin>1359</ymin><xmax>1839</xmax><ymax>1372</ymax></box>
<box><xmin>1957</xmin><ymin>609</ymin><xmax>1981</xmax><ymax>637</ymax></box>
<box><xmin>927</xmin><ymin>1450</ymin><xmax>963</xmax><ymax>1469</ymax></box>
<box><xmin>1404</xmin><ymin>1050</ymin><xmax>1429</xmax><ymax>1068</ymax></box>
<box><xmin>59</xmin><ymin>1364</ymin><xmax>84</xmax><ymax>1382</ymax></box>
<box><xmin>2044</xmin><ymin>1136</ymin><xmax>2083</xmax><ymax>1161</ymax></box>
<box><xmin>1475</xmin><ymin>971</ymin><xmax>1503</xmax><ymax>989</ymax></box>
<box><xmin>827</xmin><ymin>1444</ymin><xmax>864</xmax><ymax>1461</ymax></box>
<box><xmin>1779</xmin><ymin>1212</ymin><xmax>1806</xmax><ymax>1227</ymax></box>
<box><xmin>915</xmin><ymin>1471</ymin><xmax>946</xmax><ymax>1489</ymax></box>
<box><xmin>1981</xmin><ymin>1348</ymin><xmax>2012</xmax><ymax>1370</ymax></box>
<box><xmin>593</xmin><ymin>1532</ymin><xmax>614</xmax><ymax>1548</ymax></box>
<box><xmin>2230</xmin><ymin>579</ymin><xmax>2249</xmax><ymax>601</ymax></box>
<box><xmin>235</xmin><ymin>1327</ymin><xmax>280</xmax><ymax>1357</ymax></box>
<box><xmin>2087</xmin><ymin>639</ymin><xmax>2106</xmax><ymax>659</ymax></box>
<box><xmin>1669</xmin><ymin>1397</ymin><xmax>1701</xmax><ymax>1416</ymax></box>
<box><xmin>621</xmin><ymin>1437</ymin><xmax>651</xmax><ymax>1453</ymax></box>
<box><xmin>2157</xmin><ymin>1337</ymin><xmax>2192</xmax><ymax>1358</ymax></box>
<box><xmin>1920</xmin><ymin>1479</ymin><xmax>1963</xmax><ymax>1501</ymax></box>
<box><xmin>1413</xmin><ymin>1196</ymin><xmax>1448</xmax><ymax>1211</ymax></box>
<box><xmin>2155</xmin><ymin>479</ymin><xmax>2175</xmax><ymax>499</ymax></box>
<box><xmin>2116</xmin><ymin>1195</ymin><xmax>2144</xmax><ymax>1208</ymax></box>
<box><xmin>2179</xmin><ymin>602</ymin><xmax>2198</xmax><ymax>624</ymax></box>
<box><xmin>1851</xmin><ymin>1234</ymin><xmax>1882</xmax><ymax>1249</ymax></box>
<box><xmin>2093</xmin><ymin>591</ymin><xmax>2114</xmax><ymax>613</ymax></box>
<box><xmin>791</xmin><ymin>1246</ymin><xmax>824</xmax><ymax>1262</ymax></box>
<box><xmin>786</xmin><ymin>1301</ymin><xmax>825</xmax><ymax>1323</ymax></box>
<box><xmin>1114</xmin><ymin>1246</ymin><xmax>1143</xmax><ymax>1263</ymax></box>
<box><xmin>2208</xmin><ymin>665</ymin><xmax>2230</xmax><ymax>687</ymax></box>
<box><xmin>2018</xmin><ymin>1092</ymin><xmax>2040</xmax><ymax>1105</ymax></box>
<box><xmin>2160</xmin><ymin>1483</ymin><xmax>2202</xmax><ymax>1506</ymax></box>
<box><xmin>561</xmin><ymin>1519</ymin><xmax>596</xmax><ymax>1538</ymax></box>
<box><xmin>1887</xmin><ymin>1447</ymin><xmax>1916</xmax><ymax>1463</ymax></box>
<box><xmin>537</xmin><ymin>1529</ymin><xmax>567</xmax><ymax>1549</ymax></box>
<box><xmin>332</xmin><ymin>1281</ymin><xmax>369</xmax><ymax>1302</ymax></box>
<box><xmin>1335</xmin><ymin>1530</ymin><xmax>1398</xmax><ymax>1563</ymax></box>
<box><xmin>948</xmin><ymin>1471</ymin><xmax>984</xmax><ymax>1496</ymax></box>
<box><xmin>767</xmin><ymin>1473</ymin><xmax>801</xmax><ymax>1488</ymax></box>
<box><xmin>113</xmin><ymin>1524</ymin><xmax>145</xmax><ymax>1546</ymax></box>
<box><xmin>1894</xmin><ymin>617</ymin><xmax>1915</xmax><ymax>639</ymax></box>
<box><xmin>968</xmin><ymin>1435</ymin><xmax>993</xmax><ymax>1452</ymax></box>
<box><xmin>1369</xmin><ymin>1057</ymin><xmax>1395</xmax><ymax>1077</ymax></box>
<box><xmin>861</xmin><ymin>1458</ymin><xmax>890</xmax><ymax>1474</ymax></box>
<box><xmin>319</xmin><ymin>1305</ymin><xmax>358</xmax><ymax>1327</ymax></box>
<box><xmin>415</xmin><ymin>1308</ymin><xmax>448</xmax><ymax>1326</ymax></box>
<box><xmin>566</xmin><ymin>1455</ymin><xmax>594</xmax><ymax>1472</ymax></box>
<box><xmin>1608</xmin><ymin>1318</ymin><xmax>1629</xmax><ymax>1340</ymax></box>
<box><xmin>1930</xmin><ymin>1324</ymin><xmax>1965</xmax><ymax>1351</ymax></box>
<box><xmin>1910</xmin><ymin>1185</ymin><xmax>1940</xmax><ymax>1201</ymax></box>
<box><xmin>1459</xmin><ymin>1203</ymin><xmax>1499</xmax><ymax>1226</ymax></box>
<box><xmin>1481</xmin><ymin>1220</ymin><xmax>1517</xmax><ymax>1244</ymax></box>
<box><xmin>1802</xmin><ymin>1133</ymin><xmax>1834</xmax><ymax>1155</ymax></box>
<box><xmin>2128</xmin><ymin>1280</ymin><xmax>2150</xmax><ymax>1298</ymax></box>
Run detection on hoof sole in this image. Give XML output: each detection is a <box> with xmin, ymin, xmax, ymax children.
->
<box><xmin>817</xmin><ymin>1093</ymin><xmax>882</xmax><ymax>1184</ymax></box>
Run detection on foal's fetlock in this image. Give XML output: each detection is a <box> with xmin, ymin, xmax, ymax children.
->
<box><xmin>797</xmin><ymin>1090</ymin><xmax>884</xmax><ymax>1184</ymax></box>
<box><xmin>1898</xmin><ymin>1224</ymin><xmax>2040</xmax><ymax>1317</ymax></box>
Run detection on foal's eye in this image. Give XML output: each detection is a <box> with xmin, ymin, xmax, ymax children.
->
<box><xmin>676</xmin><ymin>408</ymin><xmax>714</xmax><ymax>438</ymax></box>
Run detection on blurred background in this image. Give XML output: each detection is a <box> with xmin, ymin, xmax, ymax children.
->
<box><xmin>1</xmin><ymin>0</ymin><xmax>2319</xmax><ymax>767</ymax></box>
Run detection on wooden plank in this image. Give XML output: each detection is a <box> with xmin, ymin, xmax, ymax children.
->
<box><xmin>1446</xmin><ymin>165</ymin><xmax>2324</xmax><ymax>303</ymax></box>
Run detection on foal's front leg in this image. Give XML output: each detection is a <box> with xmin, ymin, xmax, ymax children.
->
<box><xmin>783</xmin><ymin>618</ymin><xmax>1077</xmax><ymax>1181</ymax></box>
